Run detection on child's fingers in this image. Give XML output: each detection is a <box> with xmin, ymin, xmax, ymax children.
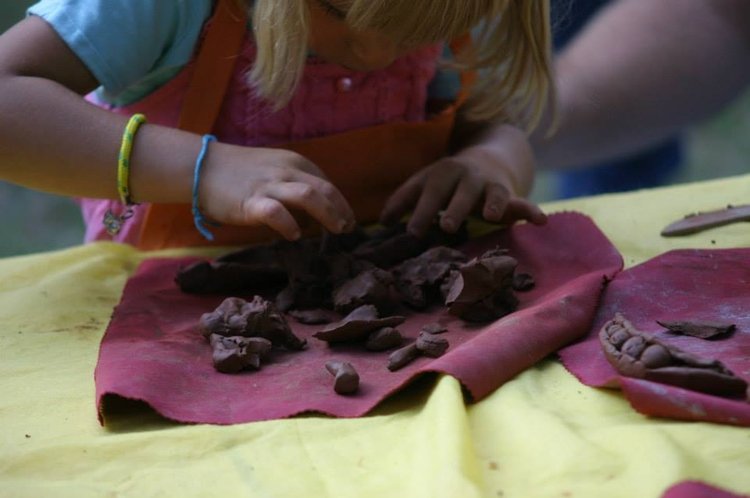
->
<box><xmin>241</xmin><ymin>197</ymin><xmax>302</xmax><ymax>241</ymax></box>
<box><xmin>484</xmin><ymin>193</ymin><xmax>548</xmax><ymax>226</ymax></box>
<box><xmin>481</xmin><ymin>183</ymin><xmax>513</xmax><ymax>223</ymax></box>
<box><xmin>263</xmin><ymin>182</ymin><xmax>351</xmax><ymax>234</ymax></box>
<box><xmin>504</xmin><ymin>198</ymin><xmax>548</xmax><ymax>225</ymax></box>
<box><xmin>439</xmin><ymin>175</ymin><xmax>483</xmax><ymax>233</ymax></box>
<box><xmin>407</xmin><ymin>173</ymin><xmax>457</xmax><ymax>237</ymax></box>
<box><xmin>380</xmin><ymin>173</ymin><xmax>424</xmax><ymax>225</ymax></box>
<box><xmin>295</xmin><ymin>172</ymin><xmax>356</xmax><ymax>229</ymax></box>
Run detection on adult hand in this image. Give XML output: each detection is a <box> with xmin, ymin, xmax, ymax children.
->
<box><xmin>199</xmin><ymin>143</ymin><xmax>356</xmax><ymax>240</ymax></box>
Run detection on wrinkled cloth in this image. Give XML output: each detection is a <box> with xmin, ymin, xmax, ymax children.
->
<box><xmin>662</xmin><ymin>481</ymin><xmax>749</xmax><ymax>498</ymax></box>
<box><xmin>3</xmin><ymin>174</ymin><xmax>750</xmax><ymax>498</ymax></box>
<box><xmin>95</xmin><ymin>212</ymin><xmax>622</xmax><ymax>424</ymax></box>
<box><xmin>559</xmin><ymin>249</ymin><xmax>750</xmax><ymax>426</ymax></box>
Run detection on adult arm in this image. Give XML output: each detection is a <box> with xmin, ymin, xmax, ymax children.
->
<box><xmin>534</xmin><ymin>0</ymin><xmax>750</xmax><ymax>170</ymax></box>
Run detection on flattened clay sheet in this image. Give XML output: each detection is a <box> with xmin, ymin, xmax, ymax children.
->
<box><xmin>661</xmin><ymin>480</ymin><xmax>749</xmax><ymax>498</ymax></box>
<box><xmin>95</xmin><ymin>212</ymin><xmax>622</xmax><ymax>425</ymax></box>
<box><xmin>559</xmin><ymin>249</ymin><xmax>750</xmax><ymax>426</ymax></box>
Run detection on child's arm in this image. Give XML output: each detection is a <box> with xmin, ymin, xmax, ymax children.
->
<box><xmin>0</xmin><ymin>17</ymin><xmax>355</xmax><ymax>240</ymax></box>
<box><xmin>381</xmin><ymin>121</ymin><xmax>545</xmax><ymax>236</ymax></box>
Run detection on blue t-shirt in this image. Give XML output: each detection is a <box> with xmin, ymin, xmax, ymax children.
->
<box><xmin>28</xmin><ymin>0</ymin><xmax>460</xmax><ymax>107</ymax></box>
<box><xmin>28</xmin><ymin>0</ymin><xmax>213</xmax><ymax>106</ymax></box>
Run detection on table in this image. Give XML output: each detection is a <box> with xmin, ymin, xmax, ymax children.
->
<box><xmin>2</xmin><ymin>174</ymin><xmax>749</xmax><ymax>498</ymax></box>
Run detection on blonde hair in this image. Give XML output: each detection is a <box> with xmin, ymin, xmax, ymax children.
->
<box><xmin>249</xmin><ymin>0</ymin><xmax>555</xmax><ymax>132</ymax></box>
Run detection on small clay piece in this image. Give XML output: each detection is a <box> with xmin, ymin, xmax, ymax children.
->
<box><xmin>387</xmin><ymin>343</ymin><xmax>421</xmax><ymax>371</ymax></box>
<box><xmin>353</xmin><ymin>223</ymin><xmax>467</xmax><ymax>269</ymax></box>
<box><xmin>660</xmin><ymin>203</ymin><xmax>750</xmax><ymax>237</ymax></box>
<box><xmin>656</xmin><ymin>320</ymin><xmax>736</xmax><ymax>339</ymax></box>
<box><xmin>176</xmin><ymin>243</ymin><xmax>286</xmax><ymax>294</ymax></box>
<box><xmin>364</xmin><ymin>327</ymin><xmax>403</xmax><ymax>351</ymax></box>
<box><xmin>209</xmin><ymin>334</ymin><xmax>272</xmax><ymax>373</ymax></box>
<box><xmin>325</xmin><ymin>360</ymin><xmax>360</xmax><ymax>394</ymax></box>
<box><xmin>352</xmin><ymin>224</ymin><xmax>428</xmax><ymax>268</ymax></box>
<box><xmin>314</xmin><ymin>304</ymin><xmax>405</xmax><ymax>343</ymax></box>
<box><xmin>415</xmin><ymin>332</ymin><xmax>449</xmax><ymax>358</ymax></box>
<box><xmin>332</xmin><ymin>267</ymin><xmax>397</xmax><ymax>314</ymax></box>
<box><xmin>200</xmin><ymin>296</ymin><xmax>306</xmax><ymax>350</ymax></box>
<box><xmin>444</xmin><ymin>249</ymin><xmax>519</xmax><ymax>322</ymax></box>
<box><xmin>600</xmin><ymin>313</ymin><xmax>748</xmax><ymax>398</ymax></box>
<box><xmin>318</xmin><ymin>228</ymin><xmax>369</xmax><ymax>255</ymax></box>
<box><xmin>275</xmin><ymin>239</ymin><xmax>334</xmax><ymax>310</ymax></box>
<box><xmin>421</xmin><ymin>322</ymin><xmax>447</xmax><ymax>335</ymax></box>
<box><xmin>274</xmin><ymin>285</ymin><xmax>296</xmax><ymax>312</ymax></box>
<box><xmin>175</xmin><ymin>260</ymin><xmax>287</xmax><ymax>294</ymax></box>
<box><xmin>278</xmin><ymin>276</ymin><xmax>332</xmax><ymax>312</ymax></box>
<box><xmin>392</xmin><ymin>246</ymin><xmax>468</xmax><ymax>309</ymax></box>
<box><xmin>325</xmin><ymin>252</ymin><xmax>375</xmax><ymax>289</ymax></box>
<box><xmin>512</xmin><ymin>273</ymin><xmax>535</xmax><ymax>292</ymax></box>
<box><xmin>287</xmin><ymin>308</ymin><xmax>341</xmax><ymax>325</ymax></box>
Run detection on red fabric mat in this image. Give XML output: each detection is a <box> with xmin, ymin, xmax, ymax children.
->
<box><xmin>661</xmin><ymin>481</ymin><xmax>749</xmax><ymax>498</ymax></box>
<box><xmin>560</xmin><ymin>249</ymin><xmax>750</xmax><ymax>426</ymax></box>
<box><xmin>95</xmin><ymin>212</ymin><xmax>622</xmax><ymax>425</ymax></box>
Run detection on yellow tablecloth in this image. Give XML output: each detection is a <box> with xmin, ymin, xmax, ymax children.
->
<box><xmin>1</xmin><ymin>175</ymin><xmax>749</xmax><ymax>498</ymax></box>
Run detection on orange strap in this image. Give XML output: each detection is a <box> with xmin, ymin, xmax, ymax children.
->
<box><xmin>177</xmin><ymin>0</ymin><xmax>247</xmax><ymax>134</ymax></box>
<box><xmin>448</xmin><ymin>33</ymin><xmax>477</xmax><ymax>107</ymax></box>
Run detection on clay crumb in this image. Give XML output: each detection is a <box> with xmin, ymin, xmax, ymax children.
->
<box><xmin>420</xmin><ymin>322</ymin><xmax>447</xmax><ymax>335</ymax></box>
<box><xmin>325</xmin><ymin>361</ymin><xmax>360</xmax><ymax>394</ymax></box>
<box><xmin>656</xmin><ymin>320</ymin><xmax>735</xmax><ymax>339</ymax></box>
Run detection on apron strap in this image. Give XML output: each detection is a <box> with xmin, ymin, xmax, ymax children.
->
<box><xmin>177</xmin><ymin>0</ymin><xmax>247</xmax><ymax>134</ymax></box>
<box><xmin>448</xmin><ymin>33</ymin><xmax>477</xmax><ymax>108</ymax></box>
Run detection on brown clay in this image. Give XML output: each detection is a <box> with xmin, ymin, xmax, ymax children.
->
<box><xmin>415</xmin><ymin>332</ymin><xmax>449</xmax><ymax>358</ymax></box>
<box><xmin>600</xmin><ymin>313</ymin><xmax>747</xmax><ymax>398</ymax></box>
<box><xmin>275</xmin><ymin>239</ymin><xmax>335</xmax><ymax>310</ymax></box>
<box><xmin>661</xmin><ymin>203</ymin><xmax>750</xmax><ymax>236</ymax></box>
<box><xmin>192</xmin><ymin>223</ymin><xmax>528</xmax><ymax>375</ymax></box>
<box><xmin>444</xmin><ymin>249</ymin><xmax>519</xmax><ymax>322</ymax></box>
<box><xmin>391</xmin><ymin>246</ymin><xmax>468</xmax><ymax>309</ymax></box>
<box><xmin>200</xmin><ymin>296</ymin><xmax>306</xmax><ymax>350</ymax></box>
<box><xmin>176</xmin><ymin>260</ymin><xmax>288</xmax><ymax>294</ymax></box>
<box><xmin>656</xmin><ymin>320</ymin><xmax>736</xmax><ymax>339</ymax></box>
<box><xmin>209</xmin><ymin>334</ymin><xmax>272</xmax><ymax>373</ymax></box>
<box><xmin>287</xmin><ymin>308</ymin><xmax>341</xmax><ymax>325</ymax></box>
<box><xmin>353</xmin><ymin>223</ymin><xmax>467</xmax><ymax>269</ymax></box>
<box><xmin>364</xmin><ymin>327</ymin><xmax>403</xmax><ymax>351</ymax></box>
<box><xmin>325</xmin><ymin>360</ymin><xmax>360</xmax><ymax>394</ymax></box>
<box><xmin>421</xmin><ymin>322</ymin><xmax>447</xmax><ymax>335</ymax></box>
<box><xmin>512</xmin><ymin>273</ymin><xmax>535</xmax><ymax>292</ymax></box>
<box><xmin>332</xmin><ymin>267</ymin><xmax>397</xmax><ymax>314</ymax></box>
<box><xmin>387</xmin><ymin>343</ymin><xmax>421</xmax><ymax>371</ymax></box>
<box><xmin>313</xmin><ymin>304</ymin><xmax>405</xmax><ymax>343</ymax></box>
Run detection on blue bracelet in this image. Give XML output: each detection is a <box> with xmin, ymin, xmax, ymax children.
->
<box><xmin>192</xmin><ymin>134</ymin><xmax>219</xmax><ymax>241</ymax></box>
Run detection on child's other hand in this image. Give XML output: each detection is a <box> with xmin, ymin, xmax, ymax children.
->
<box><xmin>200</xmin><ymin>143</ymin><xmax>356</xmax><ymax>240</ymax></box>
<box><xmin>380</xmin><ymin>127</ymin><xmax>547</xmax><ymax>237</ymax></box>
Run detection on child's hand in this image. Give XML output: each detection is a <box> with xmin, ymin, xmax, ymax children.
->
<box><xmin>200</xmin><ymin>143</ymin><xmax>356</xmax><ymax>240</ymax></box>
<box><xmin>380</xmin><ymin>125</ymin><xmax>547</xmax><ymax>236</ymax></box>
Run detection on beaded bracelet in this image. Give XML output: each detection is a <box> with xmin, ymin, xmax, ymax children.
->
<box><xmin>192</xmin><ymin>134</ymin><xmax>219</xmax><ymax>241</ymax></box>
<box><xmin>103</xmin><ymin>113</ymin><xmax>146</xmax><ymax>236</ymax></box>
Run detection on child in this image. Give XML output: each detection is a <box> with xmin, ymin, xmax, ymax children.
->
<box><xmin>0</xmin><ymin>0</ymin><xmax>553</xmax><ymax>250</ymax></box>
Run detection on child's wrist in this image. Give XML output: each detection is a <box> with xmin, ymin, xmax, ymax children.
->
<box><xmin>127</xmin><ymin>126</ymin><xmax>205</xmax><ymax>204</ymax></box>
